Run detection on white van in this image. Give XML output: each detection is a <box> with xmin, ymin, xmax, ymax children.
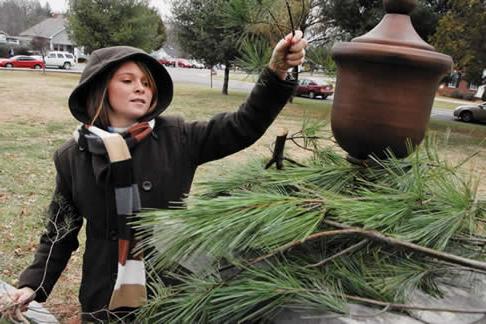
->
<box><xmin>44</xmin><ymin>51</ymin><xmax>76</xmax><ymax>69</ymax></box>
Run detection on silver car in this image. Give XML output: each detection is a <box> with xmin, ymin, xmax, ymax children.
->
<box><xmin>453</xmin><ymin>102</ymin><xmax>486</xmax><ymax>123</ymax></box>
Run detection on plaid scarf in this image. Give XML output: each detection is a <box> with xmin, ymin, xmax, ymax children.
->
<box><xmin>73</xmin><ymin>120</ymin><xmax>155</xmax><ymax>310</ymax></box>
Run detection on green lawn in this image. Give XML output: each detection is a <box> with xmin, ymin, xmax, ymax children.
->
<box><xmin>433</xmin><ymin>99</ymin><xmax>463</xmax><ymax>110</ymax></box>
<box><xmin>0</xmin><ymin>70</ymin><xmax>485</xmax><ymax>321</ymax></box>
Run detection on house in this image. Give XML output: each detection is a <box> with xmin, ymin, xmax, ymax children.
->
<box><xmin>476</xmin><ymin>85</ymin><xmax>486</xmax><ymax>101</ymax></box>
<box><xmin>437</xmin><ymin>70</ymin><xmax>486</xmax><ymax>101</ymax></box>
<box><xmin>0</xmin><ymin>31</ymin><xmax>21</xmax><ymax>45</ymax></box>
<box><xmin>19</xmin><ymin>15</ymin><xmax>74</xmax><ymax>53</ymax></box>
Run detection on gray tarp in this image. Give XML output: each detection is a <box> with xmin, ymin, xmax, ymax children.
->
<box><xmin>0</xmin><ymin>279</ymin><xmax>58</xmax><ymax>324</ymax></box>
<box><xmin>273</xmin><ymin>272</ymin><xmax>486</xmax><ymax>324</ymax></box>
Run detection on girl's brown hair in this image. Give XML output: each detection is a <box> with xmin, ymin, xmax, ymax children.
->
<box><xmin>86</xmin><ymin>60</ymin><xmax>158</xmax><ymax>128</ymax></box>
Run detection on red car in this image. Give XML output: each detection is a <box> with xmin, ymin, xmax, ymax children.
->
<box><xmin>176</xmin><ymin>58</ymin><xmax>192</xmax><ymax>68</ymax></box>
<box><xmin>296</xmin><ymin>79</ymin><xmax>334</xmax><ymax>99</ymax></box>
<box><xmin>159</xmin><ymin>57</ymin><xmax>175</xmax><ymax>67</ymax></box>
<box><xmin>0</xmin><ymin>55</ymin><xmax>45</xmax><ymax>69</ymax></box>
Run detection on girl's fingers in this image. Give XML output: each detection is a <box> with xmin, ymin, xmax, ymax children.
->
<box><xmin>287</xmin><ymin>57</ymin><xmax>305</xmax><ymax>67</ymax></box>
<box><xmin>288</xmin><ymin>39</ymin><xmax>307</xmax><ymax>53</ymax></box>
<box><xmin>284</xmin><ymin>30</ymin><xmax>303</xmax><ymax>47</ymax></box>
<box><xmin>290</xmin><ymin>30</ymin><xmax>303</xmax><ymax>44</ymax></box>
<box><xmin>276</xmin><ymin>38</ymin><xmax>290</xmax><ymax>53</ymax></box>
<box><xmin>286</xmin><ymin>50</ymin><xmax>305</xmax><ymax>61</ymax></box>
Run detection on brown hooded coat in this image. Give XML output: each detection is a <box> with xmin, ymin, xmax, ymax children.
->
<box><xmin>17</xmin><ymin>46</ymin><xmax>296</xmax><ymax>321</ymax></box>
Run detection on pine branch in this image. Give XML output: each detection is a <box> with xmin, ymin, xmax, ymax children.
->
<box><xmin>137</xmin><ymin>134</ymin><xmax>485</xmax><ymax>322</ymax></box>
<box><xmin>227</xmin><ymin>219</ymin><xmax>486</xmax><ymax>273</ymax></box>
<box><xmin>323</xmin><ymin>220</ymin><xmax>486</xmax><ymax>272</ymax></box>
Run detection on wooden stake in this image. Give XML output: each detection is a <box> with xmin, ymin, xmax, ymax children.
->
<box><xmin>265</xmin><ymin>129</ymin><xmax>289</xmax><ymax>170</ymax></box>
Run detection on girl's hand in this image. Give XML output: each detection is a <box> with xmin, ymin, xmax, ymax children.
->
<box><xmin>268</xmin><ymin>30</ymin><xmax>308</xmax><ymax>80</ymax></box>
<box><xmin>0</xmin><ymin>287</ymin><xmax>36</xmax><ymax>320</ymax></box>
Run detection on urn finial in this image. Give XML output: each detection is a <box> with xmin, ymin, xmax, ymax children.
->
<box><xmin>383</xmin><ymin>0</ymin><xmax>416</xmax><ymax>15</ymax></box>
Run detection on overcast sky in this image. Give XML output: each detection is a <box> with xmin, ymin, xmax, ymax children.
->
<box><xmin>40</xmin><ymin>0</ymin><xmax>172</xmax><ymax>18</ymax></box>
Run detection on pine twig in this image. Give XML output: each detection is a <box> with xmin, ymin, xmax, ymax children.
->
<box><xmin>453</xmin><ymin>236</ymin><xmax>486</xmax><ymax>245</ymax></box>
<box><xmin>248</xmin><ymin>229</ymin><xmax>359</xmax><ymax>265</ymax></box>
<box><xmin>306</xmin><ymin>239</ymin><xmax>368</xmax><ymax>268</ymax></box>
<box><xmin>217</xmin><ymin>229</ymin><xmax>358</xmax><ymax>277</ymax></box>
<box><xmin>265</xmin><ymin>8</ymin><xmax>286</xmax><ymax>39</ymax></box>
<box><xmin>290</xmin><ymin>138</ymin><xmax>316</xmax><ymax>152</ymax></box>
<box><xmin>288</xmin><ymin>135</ymin><xmax>327</xmax><ymax>140</ymax></box>
<box><xmin>285</xmin><ymin>0</ymin><xmax>295</xmax><ymax>34</ymax></box>
<box><xmin>284</xmin><ymin>157</ymin><xmax>307</xmax><ymax>168</ymax></box>
<box><xmin>323</xmin><ymin>220</ymin><xmax>486</xmax><ymax>272</ymax></box>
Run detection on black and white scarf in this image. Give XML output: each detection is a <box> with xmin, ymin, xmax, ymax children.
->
<box><xmin>74</xmin><ymin>120</ymin><xmax>155</xmax><ymax>310</ymax></box>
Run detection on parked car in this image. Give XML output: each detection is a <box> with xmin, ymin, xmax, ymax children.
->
<box><xmin>159</xmin><ymin>57</ymin><xmax>176</xmax><ymax>67</ymax></box>
<box><xmin>453</xmin><ymin>102</ymin><xmax>486</xmax><ymax>123</ymax></box>
<box><xmin>176</xmin><ymin>58</ymin><xmax>193</xmax><ymax>68</ymax></box>
<box><xmin>189</xmin><ymin>59</ymin><xmax>205</xmax><ymax>69</ymax></box>
<box><xmin>44</xmin><ymin>51</ymin><xmax>76</xmax><ymax>69</ymax></box>
<box><xmin>296</xmin><ymin>79</ymin><xmax>334</xmax><ymax>99</ymax></box>
<box><xmin>0</xmin><ymin>55</ymin><xmax>45</xmax><ymax>69</ymax></box>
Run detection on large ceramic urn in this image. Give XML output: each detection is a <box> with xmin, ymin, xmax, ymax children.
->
<box><xmin>331</xmin><ymin>0</ymin><xmax>453</xmax><ymax>161</ymax></box>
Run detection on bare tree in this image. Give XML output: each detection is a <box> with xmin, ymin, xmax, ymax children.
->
<box><xmin>0</xmin><ymin>0</ymin><xmax>51</xmax><ymax>36</ymax></box>
<box><xmin>31</xmin><ymin>36</ymin><xmax>49</xmax><ymax>71</ymax></box>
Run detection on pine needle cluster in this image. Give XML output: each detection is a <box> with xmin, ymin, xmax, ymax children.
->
<box><xmin>135</xmin><ymin>134</ymin><xmax>485</xmax><ymax>322</ymax></box>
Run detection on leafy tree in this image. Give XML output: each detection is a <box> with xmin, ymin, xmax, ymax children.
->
<box><xmin>67</xmin><ymin>0</ymin><xmax>166</xmax><ymax>53</ymax></box>
<box><xmin>431</xmin><ymin>0</ymin><xmax>486</xmax><ymax>83</ymax></box>
<box><xmin>172</xmin><ymin>0</ymin><xmax>242</xmax><ymax>95</ymax></box>
<box><xmin>313</xmin><ymin>0</ymin><xmax>449</xmax><ymax>42</ymax></box>
<box><xmin>306</xmin><ymin>46</ymin><xmax>336</xmax><ymax>76</ymax></box>
<box><xmin>0</xmin><ymin>0</ymin><xmax>51</xmax><ymax>36</ymax></box>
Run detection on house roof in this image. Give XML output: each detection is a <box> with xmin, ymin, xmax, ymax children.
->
<box><xmin>20</xmin><ymin>16</ymin><xmax>66</xmax><ymax>39</ymax></box>
<box><xmin>19</xmin><ymin>16</ymin><xmax>73</xmax><ymax>46</ymax></box>
<box><xmin>52</xmin><ymin>30</ymin><xmax>71</xmax><ymax>45</ymax></box>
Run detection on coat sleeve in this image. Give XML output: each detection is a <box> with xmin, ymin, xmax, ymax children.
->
<box><xmin>17</xmin><ymin>149</ymin><xmax>83</xmax><ymax>302</ymax></box>
<box><xmin>184</xmin><ymin>67</ymin><xmax>296</xmax><ymax>165</ymax></box>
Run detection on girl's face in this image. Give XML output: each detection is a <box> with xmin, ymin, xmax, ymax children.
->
<box><xmin>107</xmin><ymin>61</ymin><xmax>154</xmax><ymax>127</ymax></box>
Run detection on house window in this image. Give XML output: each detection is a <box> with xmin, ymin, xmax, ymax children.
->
<box><xmin>469</xmin><ymin>82</ymin><xmax>478</xmax><ymax>91</ymax></box>
<box><xmin>448</xmin><ymin>73</ymin><xmax>461</xmax><ymax>88</ymax></box>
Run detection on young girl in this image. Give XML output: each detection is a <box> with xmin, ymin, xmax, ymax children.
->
<box><xmin>2</xmin><ymin>31</ymin><xmax>307</xmax><ymax>322</ymax></box>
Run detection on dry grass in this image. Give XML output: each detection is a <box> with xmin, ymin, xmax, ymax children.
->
<box><xmin>0</xmin><ymin>70</ymin><xmax>485</xmax><ymax>322</ymax></box>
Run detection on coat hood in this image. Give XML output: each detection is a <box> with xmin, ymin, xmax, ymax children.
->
<box><xmin>68</xmin><ymin>46</ymin><xmax>173</xmax><ymax>124</ymax></box>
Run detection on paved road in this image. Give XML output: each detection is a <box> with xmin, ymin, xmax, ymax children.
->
<box><xmin>163</xmin><ymin>67</ymin><xmax>459</xmax><ymax>122</ymax></box>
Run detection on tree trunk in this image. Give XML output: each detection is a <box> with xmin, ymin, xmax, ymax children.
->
<box><xmin>222</xmin><ymin>63</ymin><xmax>230</xmax><ymax>95</ymax></box>
<box><xmin>210</xmin><ymin>65</ymin><xmax>213</xmax><ymax>89</ymax></box>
